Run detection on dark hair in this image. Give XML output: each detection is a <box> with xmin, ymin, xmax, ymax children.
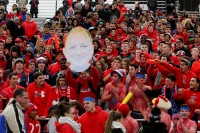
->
<box><xmin>112</xmin><ymin>57</ymin><xmax>121</xmax><ymax>63</ymax></box>
<box><xmin>176</xmin><ymin>38</ymin><xmax>184</xmax><ymax>43</ymax></box>
<box><xmin>49</xmin><ymin>101</ymin><xmax>71</xmax><ymax>119</ymax></box>
<box><xmin>166</xmin><ymin>74</ymin><xmax>176</xmax><ymax>82</ymax></box>
<box><xmin>158</xmin><ymin>41</ymin><xmax>166</xmax><ymax>46</ymax></box>
<box><xmin>8</xmin><ymin>72</ymin><xmax>18</xmax><ymax>80</ymax></box>
<box><xmin>160</xmin><ymin>55</ymin><xmax>170</xmax><ymax>62</ymax></box>
<box><xmin>33</xmin><ymin>72</ymin><xmax>44</xmax><ymax>80</ymax></box>
<box><xmin>164</xmin><ymin>42</ymin><xmax>171</xmax><ymax>49</ymax></box>
<box><xmin>149</xmin><ymin>107</ymin><xmax>161</xmax><ymax>123</ymax></box>
<box><xmin>129</xmin><ymin>63</ymin><xmax>139</xmax><ymax>69</ymax></box>
<box><xmin>104</xmin><ymin>111</ymin><xmax>123</xmax><ymax>133</ymax></box>
<box><xmin>55</xmin><ymin>10</ymin><xmax>61</xmax><ymax>16</ymax></box>
<box><xmin>14</xmin><ymin>88</ymin><xmax>26</xmax><ymax>98</ymax></box>
<box><xmin>70</xmin><ymin>101</ymin><xmax>85</xmax><ymax>116</ymax></box>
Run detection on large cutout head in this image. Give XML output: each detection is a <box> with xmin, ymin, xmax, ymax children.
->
<box><xmin>63</xmin><ymin>27</ymin><xmax>94</xmax><ymax>72</ymax></box>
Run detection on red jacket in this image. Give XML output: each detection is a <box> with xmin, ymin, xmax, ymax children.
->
<box><xmin>26</xmin><ymin>116</ymin><xmax>41</xmax><ymax>133</ymax></box>
<box><xmin>191</xmin><ymin>59</ymin><xmax>200</xmax><ymax>79</ymax></box>
<box><xmin>160</xmin><ymin>62</ymin><xmax>196</xmax><ymax>89</ymax></box>
<box><xmin>147</xmin><ymin>63</ymin><xmax>172</xmax><ymax>89</ymax></box>
<box><xmin>174</xmin><ymin>89</ymin><xmax>200</xmax><ymax>118</ymax></box>
<box><xmin>27</xmin><ymin>82</ymin><xmax>53</xmax><ymax>117</ymax></box>
<box><xmin>52</xmin><ymin>86</ymin><xmax>77</xmax><ymax>101</ymax></box>
<box><xmin>56</xmin><ymin>122</ymin><xmax>76</xmax><ymax>133</ymax></box>
<box><xmin>170</xmin><ymin>55</ymin><xmax>180</xmax><ymax>66</ymax></box>
<box><xmin>78</xmin><ymin>106</ymin><xmax>108</xmax><ymax>133</ymax></box>
<box><xmin>22</xmin><ymin>20</ymin><xmax>37</xmax><ymax>40</ymax></box>
<box><xmin>2</xmin><ymin>85</ymin><xmax>24</xmax><ymax>102</ymax></box>
<box><xmin>0</xmin><ymin>58</ymin><xmax>7</xmax><ymax>70</ymax></box>
<box><xmin>66</xmin><ymin>67</ymin><xmax>100</xmax><ymax>105</ymax></box>
<box><xmin>49</xmin><ymin>61</ymin><xmax>61</xmax><ymax>75</ymax></box>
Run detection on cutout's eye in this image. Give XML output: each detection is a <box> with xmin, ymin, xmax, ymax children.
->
<box><xmin>81</xmin><ymin>45</ymin><xmax>88</xmax><ymax>48</ymax></box>
<box><xmin>69</xmin><ymin>46</ymin><xmax>76</xmax><ymax>49</ymax></box>
<box><xmin>81</xmin><ymin>44</ymin><xmax>88</xmax><ymax>48</ymax></box>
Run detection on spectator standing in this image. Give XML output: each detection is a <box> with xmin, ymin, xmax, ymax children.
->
<box><xmin>21</xmin><ymin>13</ymin><xmax>37</xmax><ymax>40</ymax></box>
<box><xmin>147</xmin><ymin>0</ymin><xmax>157</xmax><ymax>13</ymax></box>
<box><xmin>29</xmin><ymin>0</ymin><xmax>39</xmax><ymax>18</ymax></box>
<box><xmin>58</xmin><ymin>0</ymin><xmax>69</xmax><ymax>17</ymax></box>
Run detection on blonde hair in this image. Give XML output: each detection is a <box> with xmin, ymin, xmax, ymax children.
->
<box><xmin>44</xmin><ymin>45</ymin><xmax>53</xmax><ymax>54</ymax></box>
<box><xmin>65</xmin><ymin>27</ymin><xmax>92</xmax><ymax>48</ymax></box>
<box><xmin>35</xmin><ymin>38</ymin><xmax>44</xmax><ymax>52</ymax></box>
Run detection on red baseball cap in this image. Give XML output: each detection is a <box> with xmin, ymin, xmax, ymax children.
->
<box><xmin>15</xmin><ymin>38</ymin><xmax>22</xmax><ymax>43</ymax></box>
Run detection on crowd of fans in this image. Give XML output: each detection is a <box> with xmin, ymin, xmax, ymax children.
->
<box><xmin>0</xmin><ymin>0</ymin><xmax>200</xmax><ymax>132</ymax></box>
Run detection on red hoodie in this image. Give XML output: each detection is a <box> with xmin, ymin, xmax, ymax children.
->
<box><xmin>160</xmin><ymin>62</ymin><xmax>196</xmax><ymax>89</ymax></box>
<box><xmin>78</xmin><ymin>106</ymin><xmax>108</xmax><ymax>133</ymax></box>
<box><xmin>0</xmin><ymin>58</ymin><xmax>7</xmax><ymax>70</ymax></box>
<box><xmin>66</xmin><ymin>67</ymin><xmax>100</xmax><ymax>105</ymax></box>
<box><xmin>27</xmin><ymin>82</ymin><xmax>53</xmax><ymax>117</ymax></box>
<box><xmin>52</xmin><ymin>86</ymin><xmax>77</xmax><ymax>101</ymax></box>
<box><xmin>191</xmin><ymin>59</ymin><xmax>200</xmax><ymax>79</ymax></box>
<box><xmin>49</xmin><ymin>61</ymin><xmax>61</xmax><ymax>75</ymax></box>
<box><xmin>21</xmin><ymin>20</ymin><xmax>37</xmax><ymax>40</ymax></box>
<box><xmin>56</xmin><ymin>121</ymin><xmax>76</xmax><ymax>133</ymax></box>
<box><xmin>43</xmin><ymin>52</ymin><xmax>52</xmax><ymax>65</ymax></box>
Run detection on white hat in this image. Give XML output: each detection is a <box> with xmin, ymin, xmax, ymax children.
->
<box><xmin>37</xmin><ymin>57</ymin><xmax>46</xmax><ymax>62</ymax></box>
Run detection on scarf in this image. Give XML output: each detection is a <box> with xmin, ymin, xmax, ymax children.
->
<box><xmin>34</xmin><ymin>0</ymin><xmax>37</xmax><ymax>8</ymax></box>
<box><xmin>58</xmin><ymin>116</ymin><xmax>81</xmax><ymax>133</ymax></box>
<box><xmin>162</xmin><ymin>85</ymin><xmax>179</xmax><ymax>115</ymax></box>
<box><xmin>112</xmin><ymin>121</ymin><xmax>126</xmax><ymax>133</ymax></box>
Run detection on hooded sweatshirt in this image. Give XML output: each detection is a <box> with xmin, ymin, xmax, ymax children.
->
<box><xmin>56</xmin><ymin>116</ymin><xmax>81</xmax><ymax>133</ymax></box>
<box><xmin>78</xmin><ymin>106</ymin><xmax>108</xmax><ymax>133</ymax></box>
<box><xmin>21</xmin><ymin>20</ymin><xmax>37</xmax><ymax>40</ymax></box>
<box><xmin>27</xmin><ymin>82</ymin><xmax>53</xmax><ymax>117</ymax></box>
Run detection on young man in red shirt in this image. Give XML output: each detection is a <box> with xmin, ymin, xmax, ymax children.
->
<box><xmin>2</xmin><ymin>72</ymin><xmax>24</xmax><ymax>102</ymax></box>
<box><xmin>27</xmin><ymin>72</ymin><xmax>53</xmax><ymax>119</ymax></box>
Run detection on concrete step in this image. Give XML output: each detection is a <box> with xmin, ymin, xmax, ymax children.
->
<box><xmin>32</xmin><ymin>17</ymin><xmax>47</xmax><ymax>28</ymax></box>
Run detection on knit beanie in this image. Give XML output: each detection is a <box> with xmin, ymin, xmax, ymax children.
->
<box><xmin>26</xmin><ymin>103</ymin><xmax>37</xmax><ymax>115</ymax></box>
<box><xmin>14</xmin><ymin>58</ymin><xmax>24</xmax><ymax>65</ymax></box>
<box><xmin>117</xmin><ymin>103</ymin><xmax>130</xmax><ymax>117</ymax></box>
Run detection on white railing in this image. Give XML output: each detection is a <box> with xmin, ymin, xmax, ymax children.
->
<box><xmin>7</xmin><ymin>0</ymin><xmax>63</xmax><ymax>18</ymax></box>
